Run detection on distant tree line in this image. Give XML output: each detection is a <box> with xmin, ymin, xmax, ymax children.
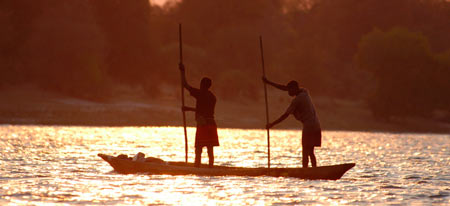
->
<box><xmin>356</xmin><ymin>28</ymin><xmax>450</xmax><ymax>119</ymax></box>
<box><xmin>0</xmin><ymin>0</ymin><xmax>449</xmax><ymax>119</ymax></box>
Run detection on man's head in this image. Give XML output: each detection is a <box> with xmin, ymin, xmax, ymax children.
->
<box><xmin>200</xmin><ymin>77</ymin><xmax>212</xmax><ymax>90</ymax></box>
<box><xmin>286</xmin><ymin>80</ymin><xmax>300</xmax><ymax>96</ymax></box>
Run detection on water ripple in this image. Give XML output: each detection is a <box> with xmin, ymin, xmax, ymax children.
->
<box><xmin>1</xmin><ymin>126</ymin><xmax>449</xmax><ymax>205</ymax></box>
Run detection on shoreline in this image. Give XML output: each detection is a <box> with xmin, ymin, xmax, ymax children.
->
<box><xmin>1</xmin><ymin>85</ymin><xmax>449</xmax><ymax>134</ymax></box>
<box><xmin>3</xmin><ymin>122</ymin><xmax>450</xmax><ymax>135</ymax></box>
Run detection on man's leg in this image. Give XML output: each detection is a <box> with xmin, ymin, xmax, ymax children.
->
<box><xmin>195</xmin><ymin>147</ymin><xmax>202</xmax><ymax>167</ymax></box>
<box><xmin>302</xmin><ymin>147</ymin><xmax>309</xmax><ymax>168</ymax></box>
<box><xmin>207</xmin><ymin>146</ymin><xmax>214</xmax><ymax>168</ymax></box>
<box><xmin>310</xmin><ymin>147</ymin><xmax>317</xmax><ymax>167</ymax></box>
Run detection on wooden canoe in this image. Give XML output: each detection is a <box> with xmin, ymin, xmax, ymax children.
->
<box><xmin>98</xmin><ymin>154</ymin><xmax>355</xmax><ymax>180</ymax></box>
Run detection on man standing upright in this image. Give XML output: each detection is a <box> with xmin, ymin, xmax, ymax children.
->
<box><xmin>263</xmin><ymin>77</ymin><xmax>321</xmax><ymax>168</ymax></box>
<box><xmin>179</xmin><ymin>63</ymin><xmax>219</xmax><ymax>168</ymax></box>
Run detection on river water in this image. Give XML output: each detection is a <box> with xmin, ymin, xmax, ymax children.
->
<box><xmin>0</xmin><ymin>125</ymin><xmax>449</xmax><ymax>205</ymax></box>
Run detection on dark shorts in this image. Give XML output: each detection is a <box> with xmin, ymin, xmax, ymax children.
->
<box><xmin>195</xmin><ymin>124</ymin><xmax>219</xmax><ymax>147</ymax></box>
<box><xmin>302</xmin><ymin>128</ymin><xmax>321</xmax><ymax>147</ymax></box>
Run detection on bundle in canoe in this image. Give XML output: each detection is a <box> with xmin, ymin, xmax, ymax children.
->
<box><xmin>98</xmin><ymin>154</ymin><xmax>355</xmax><ymax>180</ymax></box>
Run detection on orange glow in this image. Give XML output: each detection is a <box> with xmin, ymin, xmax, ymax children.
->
<box><xmin>150</xmin><ymin>0</ymin><xmax>176</xmax><ymax>6</ymax></box>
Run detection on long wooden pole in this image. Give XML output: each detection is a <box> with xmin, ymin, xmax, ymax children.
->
<box><xmin>179</xmin><ymin>23</ymin><xmax>188</xmax><ymax>163</ymax></box>
<box><xmin>259</xmin><ymin>36</ymin><xmax>270</xmax><ymax>169</ymax></box>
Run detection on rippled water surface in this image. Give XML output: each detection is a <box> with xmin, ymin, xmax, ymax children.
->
<box><xmin>0</xmin><ymin>125</ymin><xmax>449</xmax><ymax>205</ymax></box>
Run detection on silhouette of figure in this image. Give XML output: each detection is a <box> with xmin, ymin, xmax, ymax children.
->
<box><xmin>179</xmin><ymin>63</ymin><xmax>219</xmax><ymax>168</ymax></box>
<box><xmin>263</xmin><ymin>77</ymin><xmax>321</xmax><ymax>168</ymax></box>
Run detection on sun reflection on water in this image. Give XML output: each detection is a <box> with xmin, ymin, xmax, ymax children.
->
<box><xmin>0</xmin><ymin>125</ymin><xmax>449</xmax><ymax>205</ymax></box>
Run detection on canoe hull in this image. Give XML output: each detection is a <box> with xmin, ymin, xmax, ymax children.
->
<box><xmin>98</xmin><ymin>154</ymin><xmax>355</xmax><ymax>180</ymax></box>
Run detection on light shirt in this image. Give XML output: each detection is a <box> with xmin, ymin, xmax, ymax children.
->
<box><xmin>286</xmin><ymin>89</ymin><xmax>321</xmax><ymax>130</ymax></box>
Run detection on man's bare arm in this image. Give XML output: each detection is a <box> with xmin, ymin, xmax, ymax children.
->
<box><xmin>266</xmin><ymin>112</ymin><xmax>290</xmax><ymax>129</ymax></box>
<box><xmin>262</xmin><ymin>77</ymin><xmax>288</xmax><ymax>91</ymax></box>
<box><xmin>179</xmin><ymin>63</ymin><xmax>194</xmax><ymax>91</ymax></box>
